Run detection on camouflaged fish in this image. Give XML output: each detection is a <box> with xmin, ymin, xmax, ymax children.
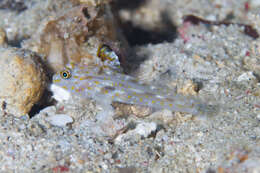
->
<box><xmin>51</xmin><ymin>45</ymin><xmax>216</xmax><ymax>116</ymax></box>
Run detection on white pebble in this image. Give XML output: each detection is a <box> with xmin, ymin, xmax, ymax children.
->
<box><xmin>46</xmin><ymin>114</ymin><xmax>73</xmax><ymax>127</ymax></box>
<box><xmin>39</xmin><ymin>106</ymin><xmax>56</xmax><ymax>114</ymax></box>
<box><xmin>257</xmin><ymin>114</ymin><xmax>260</xmax><ymax>120</ymax></box>
<box><xmin>115</xmin><ymin>122</ymin><xmax>157</xmax><ymax>144</ymax></box>
<box><xmin>134</xmin><ymin>122</ymin><xmax>157</xmax><ymax>138</ymax></box>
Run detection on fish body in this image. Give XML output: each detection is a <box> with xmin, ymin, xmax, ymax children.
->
<box><xmin>52</xmin><ymin>63</ymin><xmax>214</xmax><ymax>115</ymax></box>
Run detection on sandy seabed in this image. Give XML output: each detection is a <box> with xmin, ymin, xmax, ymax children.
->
<box><xmin>0</xmin><ymin>0</ymin><xmax>260</xmax><ymax>172</ymax></box>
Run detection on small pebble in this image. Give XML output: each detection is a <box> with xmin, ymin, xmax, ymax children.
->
<box><xmin>257</xmin><ymin>114</ymin><xmax>260</xmax><ymax>120</ymax></box>
<box><xmin>39</xmin><ymin>106</ymin><xmax>56</xmax><ymax>114</ymax></box>
<box><xmin>134</xmin><ymin>122</ymin><xmax>157</xmax><ymax>138</ymax></box>
<box><xmin>46</xmin><ymin>114</ymin><xmax>73</xmax><ymax>127</ymax></box>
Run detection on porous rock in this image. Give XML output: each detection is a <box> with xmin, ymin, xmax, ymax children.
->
<box><xmin>0</xmin><ymin>28</ymin><xmax>7</xmax><ymax>46</ymax></box>
<box><xmin>0</xmin><ymin>47</ymin><xmax>47</xmax><ymax>116</ymax></box>
<box><xmin>22</xmin><ymin>3</ymin><xmax>128</xmax><ymax>73</ymax></box>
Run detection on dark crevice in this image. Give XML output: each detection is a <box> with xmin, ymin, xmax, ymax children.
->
<box><xmin>118</xmin><ymin>11</ymin><xmax>177</xmax><ymax>46</ymax></box>
<box><xmin>121</xmin><ymin>23</ymin><xmax>176</xmax><ymax>45</ymax></box>
<box><xmin>111</xmin><ymin>1</ymin><xmax>177</xmax><ymax>46</ymax></box>
<box><xmin>0</xmin><ymin>0</ymin><xmax>27</xmax><ymax>12</ymax></box>
<box><xmin>27</xmin><ymin>50</ymin><xmax>56</xmax><ymax>118</ymax></box>
<box><xmin>28</xmin><ymin>90</ymin><xmax>56</xmax><ymax>118</ymax></box>
<box><xmin>206</xmin><ymin>169</ymin><xmax>216</xmax><ymax>173</ymax></box>
<box><xmin>82</xmin><ymin>7</ymin><xmax>91</xmax><ymax>20</ymax></box>
<box><xmin>7</xmin><ymin>37</ymin><xmax>26</xmax><ymax>48</ymax></box>
<box><xmin>124</xmin><ymin>48</ymin><xmax>150</xmax><ymax>74</ymax></box>
<box><xmin>112</xmin><ymin>0</ymin><xmax>148</xmax><ymax>10</ymax></box>
<box><xmin>110</xmin><ymin>0</ymin><xmax>178</xmax><ymax>74</ymax></box>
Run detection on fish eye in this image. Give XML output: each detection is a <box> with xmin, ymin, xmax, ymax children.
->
<box><xmin>97</xmin><ymin>44</ymin><xmax>113</xmax><ymax>61</ymax></box>
<box><xmin>60</xmin><ymin>69</ymin><xmax>71</xmax><ymax>79</ymax></box>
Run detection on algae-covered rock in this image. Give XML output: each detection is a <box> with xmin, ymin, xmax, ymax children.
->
<box><xmin>0</xmin><ymin>47</ymin><xmax>47</xmax><ymax>116</ymax></box>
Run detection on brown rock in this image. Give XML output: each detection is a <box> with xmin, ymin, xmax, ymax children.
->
<box><xmin>0</xmin><ymin>28</ymin><xmax>7</xmax><ymax>46</ymax></box>
<box><xmin>23</xmin><ymin>3</ymin><xmax>128</xmax><ymax>73</ymax></box>
<box><xmin>0</xmin><ymin>47</ymin><xmax>47</xmax><ymax>116</ymax></box>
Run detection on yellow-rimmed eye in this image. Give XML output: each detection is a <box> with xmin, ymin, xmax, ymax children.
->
<box><xmin>97</xmin><ymin>44</ymin><xmax>121</xmax><ymax>70</ymax></box>
<box><xmin>60</xmin><ymin>69</ymin><xmax>71</xmax><ymax>79</ymax></box>
<box><xmin>97</xmin><ymin>44</ymin><xmax>114</xmax><ymax>61</ymax></box>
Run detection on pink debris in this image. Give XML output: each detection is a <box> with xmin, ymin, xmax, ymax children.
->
<box><xmin>52</xmin><ymin>165</ymin><xmax>69</xmax><ymax>172</ymax></box>
<box><xmin>244</xmin><ymin>2</ymin><xmax>250</xmax><ymax>12</ymax></box>
<box><xmin>178</xmin><ymin>22</ymin><xmax>192</xmax><ymax>43</ymax></box>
